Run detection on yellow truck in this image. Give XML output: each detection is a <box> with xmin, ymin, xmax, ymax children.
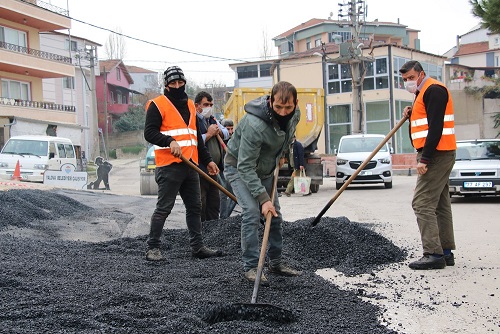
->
<box><xmin>223</xmin><ymin>87</ymin><xmax>325</xmax><ymax>193</ymax></box>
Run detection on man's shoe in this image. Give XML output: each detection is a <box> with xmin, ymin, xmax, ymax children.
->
<box><xmin>302</xmin><ymin>192</ymin><xmax>312</xmax><ymax>196</ymax></box>
<box><xmin>268</xmin><ymin>263</ymin><xmax>302</xmax><ymax>276</ymax></box>
<box><xmin>192</xmin><ymin>246</ymin><xmax>223</xmax><ymax>259</ymax></box>
<box><xmin>244</xmin><ymin>268</ymin><xmax>269</xmax><ymax>287</ymax></box>
<box><xmin>408</xmin><ymin>255</ymin><xmax>446</xmax><ymax>270</ymax></box>
<box><xmin>284</xmin><ymin>192</ymin><xmax>291</xmax><ymax>197</ymax></box>
<box><xmin>146</xmin><ymin>248</ymin><xmax>165</xmax><ymax>261</ymax></box>
<box><xmin>444</xmin><ymin>252</ymin><xmax>455</xmax><ymax>266</ymax></box>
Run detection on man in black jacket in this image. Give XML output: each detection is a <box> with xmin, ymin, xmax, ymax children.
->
<box><xmin>143</xmin><ymin>66</ymin><xmax>223</xmax><ymax>262</ymax></box>
<box><xmin>284</xmin><ymin>136</ymin><xmax>308</xmax><ymax>196</ymax></box>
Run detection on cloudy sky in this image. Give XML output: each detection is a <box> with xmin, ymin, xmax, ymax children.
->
<box><xmin>53</xmin><ymin>0</ymin><xmax>481</xmax><ymax>86</ymax></box>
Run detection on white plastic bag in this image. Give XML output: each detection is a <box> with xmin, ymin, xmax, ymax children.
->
<box><xmin>294</xmin><ymin>170</ymin><xmax>311</xmax><ymax>195</ymax></box>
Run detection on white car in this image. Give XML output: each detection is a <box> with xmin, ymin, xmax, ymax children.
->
<box><xmin>449</xmin><ymin>139</ymin><xmax>500</xmax><ymax>197</ymax></box>
<box><xmin>335</xmin><ymin>134</ymin><xmax>393</xmax><ymax>190</ymax></box>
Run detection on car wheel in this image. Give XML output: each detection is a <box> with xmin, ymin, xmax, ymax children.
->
<box><xmin>384</xmin><ymin>181</ymin><xmax>393</xmax><ymax>189</ymax></box>
<box><xmin>310</xmin><ymin>184</ymin><xmax>320</xmax><ymax>193</ymax></box>
<box><xmin>336</xmin><ymin>182</ymin><xmax>343</xmax><ymax>190</ymax></box>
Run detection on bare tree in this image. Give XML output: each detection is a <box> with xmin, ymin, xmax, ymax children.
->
<box><xmin>104</xmin><ymin>28</ymin><xmax>127</xmax><ymax>59</ymax></box>
<box><xmin>260</xmin><ymin>29</ymin><xmax>272</xmax><ymax>60</ymax></box>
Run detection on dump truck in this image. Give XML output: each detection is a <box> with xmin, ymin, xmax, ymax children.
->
<box><xmin>223</xmin><ymin>87</ymin><xmax>325</xmax><ymax>193</ymax></box>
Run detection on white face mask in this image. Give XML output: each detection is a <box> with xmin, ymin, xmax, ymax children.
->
<box><xmin>201</xmin><ymin>107</ymin><xmax>213</xmax><ymax>118</ymax></box>
<box><xmin>404</xmin><ymin>80</ymin><xmax>418</xmax><ymax>94</ymax></box>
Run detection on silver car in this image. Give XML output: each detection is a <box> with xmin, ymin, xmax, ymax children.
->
<box><xmin>449</xmin><ymin>139</ymin><xmax>500</xmax><ymax>197</ymax></box>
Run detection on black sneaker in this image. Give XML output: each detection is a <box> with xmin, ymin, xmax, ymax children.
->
<box><xmin>444</xmin><ymin>253</ymin><xmax>455</xmax><ymax>266</ymax></box>
<box><xmin>408</xmin><ymin>255</ymin><xmax>446</xmax><ymax>270</ymax></box>
<box><xmin>268</xmin><ymin>263</ymin><xmax>302</xmax><ymax>276</ymax></box>
<box><xmin>192</xmin><ymin>246</ymin><xmax>223</xmax><ymax>259</ymax></box>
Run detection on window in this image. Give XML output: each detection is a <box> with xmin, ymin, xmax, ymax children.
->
<box><xmin>365</xmin><ymin>101</ymin><xmax>390</xmax><ymax>135</ymax></box>
<box><xmin>1</xmin><ymin>79</ymin><xmax>30</xmax><ymax>100</ymax></box>
<box><xmin>315</xmin><ymin>39</ymin><xmax>322</xmax><ymax>47</ymax></box>
<box><xmin>331</xmin><ymin>31</ymin><xmax>352</xmax><ymax>42</ymax></box>
<box><xmin>393</xmin><ymin>56</ymin><xmax>443</xmax><ymax>89</ymax></box>
<box><xmin>65</xmin><ymin>39</ymin><xmax>77</xmax><ymax>52</ymax></box>
<box><xmin>306</xmin><ymin>41</ymin><xmax>311</xmax><ymax>50</ymax></box>
<box><xmin>395</xmin><ymin>100</ymin><xmax>413</xmax><ymax>153</ymax></box>
<box><xmin>116</xmin><ymin>69</ymin><xmax>121</xmax><ymax>81</ymax></box>
<box><xmin>237</xmin><ymin>65</ymin><xmax>258</xmax><ymax>79</ymax></box>
<box><xmin>259</xmin><ymin>63</ymin><xmax>272</xmax><ymax>77</ymax></box>
<box><xmin>0</xmin><ymin>26</ymin><xmax>27</xmax><ymax>47</ymax></box>
<box><xmin>63</xmin><ymin>77</ymin><xmax>75</xmax><ymax>89</ymax></box>
<box><xmin>327</xmin><ymin>104</ymin><xmax>352</xmax><ymax>153</ymax></box>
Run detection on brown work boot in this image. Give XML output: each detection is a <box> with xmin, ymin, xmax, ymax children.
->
<box><xmin>244</xmin><ymin>268</ymin><xmax>269</xmax><ymax>287</ymax></box>
<box><xmin>146</xmin><ymin>248</ymin><xmax>165</xmax><ymax>261</ymax></box>
<box><xmin>192</xmin><ymin>246</ymin><xmax>223</xmax><ymax>259</ymax></box>
<box><xmin>268</xmin><ymin>263</ymin><xmax>302</xmax><ymax>276</ymax></box>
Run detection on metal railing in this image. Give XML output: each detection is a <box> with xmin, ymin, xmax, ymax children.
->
<box><xmin>0</xmin><ymin>41</ymin><xmax>72</xmax><ymax>64</ymax></box>
<box><xmin>19</xmin><ymin>0</ymin><xmax>69</xmax><ymax>16</ymax></box>
<box><xmin>0</xmin><ymin>97</ymin><xmax>76</xmax><ymax>112</ymax></box>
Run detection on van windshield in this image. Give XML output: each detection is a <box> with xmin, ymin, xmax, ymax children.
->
<box><xmin>339</xmin><ymin>137</ymin><xmax>387</xmax><ymax>153</ymax></box>
<box><xmin>1</xmin><ymin>139</ymin><xmax>48</xmax><ymax>157</ymax></box>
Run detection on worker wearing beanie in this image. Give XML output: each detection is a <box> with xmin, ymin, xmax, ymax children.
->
<box><xmin>144</xmin><ymin>65</ymin><xmax>223</xmax><ymax>261</ymax></box>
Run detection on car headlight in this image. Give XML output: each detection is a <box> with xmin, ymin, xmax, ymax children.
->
<box><xmin>33</xmin><ymin>164</ymin><xmax>48</xmax><ymax>170</ymax></box>
<box><xmin>378</xmin><ymin>158</ymin><xmax>391</xmax><ymax>164</ymax></box>
<box><xmin>449</xmin><ymin>169</ymin><xmax>458</xmax><ymax>178</ymax></box>
<box><xmin>0</xmin><ymin>162</ymin><xmax>7</xmax><ymax>168</ymax></box>
<box><xmin>336</xmin><ymin>158</ymin><xmax>348</xmax><ymax>165</ymax></box>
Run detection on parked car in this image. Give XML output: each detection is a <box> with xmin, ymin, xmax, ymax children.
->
<box><xmin>449</xmin><ymin>139</ymin><xmax>500</xmax><ymax>197</ymax></box>
<box><xmin>335</xmin><ymin>134</ymin><xmax>393</xmax><ymax>190</ymax></box>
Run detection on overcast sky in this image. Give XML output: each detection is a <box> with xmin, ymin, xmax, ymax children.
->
<box><xmin>55</xmin><ymin>0</ymin><xmax>481</xmax><ymax>87</ymax></box>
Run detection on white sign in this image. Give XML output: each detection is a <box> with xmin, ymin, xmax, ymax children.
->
<box><xmin>43</xmin><ymin>164</ymin><xmax>88</xmax><ymax>189</ymax></box>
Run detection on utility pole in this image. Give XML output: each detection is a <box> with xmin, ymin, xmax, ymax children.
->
<box><xmin>333</xmin><ymin>0</ymin><xmax>373</xmax><ymax>134</ymax></box>
<box><xmin>87</xmin><ymin>45</ymin><xmax>100</xmax><ymax>160</ymax></box>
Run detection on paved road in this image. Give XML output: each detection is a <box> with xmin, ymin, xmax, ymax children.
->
<box><xmin>106</xmin><ymin>158</ymin><xmax>500</xmax><ymax>333</ymax></box>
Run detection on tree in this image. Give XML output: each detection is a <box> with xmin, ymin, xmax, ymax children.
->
<box><xmin>104</xmin><ymin>27</ymin><xmax>127</xmax><ymax>59</ymax></box>
<box><xmin>470</xmin><ymin>0</ymin><xmax>500</xmax><ymax>33</ymax></box>
<box><xmin>113</xmin><ymin>106</ymin><xmax>146</xmax><ymax>132</ymax></box>
<box><xmin>260</xmin><ymin>29</ymin><xmax>272</xmax><ymax>60</ymax></box>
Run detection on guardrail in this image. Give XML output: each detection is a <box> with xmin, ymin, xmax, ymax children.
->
<box><xmin>0</xmin><ymin>41</ymin><xmax>72</xmax><ymax>64</ymax></box>
<box><xmin>0</xmin><ymin>97</ymin><xmax>76</xmax><ymax>112</ymax></box>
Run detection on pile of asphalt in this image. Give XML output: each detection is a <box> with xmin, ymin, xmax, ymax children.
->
<box><xmin>0</xmin><ymin>189</ymin><xmax>407</xmax><ymax>333</ymax></box>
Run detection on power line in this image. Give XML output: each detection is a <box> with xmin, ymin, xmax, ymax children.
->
<box><xmin>69</xmin><ymin>16</ymin><xmax>250</xmax><ymax>63</ymax></box>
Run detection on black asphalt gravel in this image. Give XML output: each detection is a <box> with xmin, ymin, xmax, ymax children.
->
<box><xmin>0</xmin><ymin>189</ymin><xmax>408</xmax><ymax>333</ymax></box>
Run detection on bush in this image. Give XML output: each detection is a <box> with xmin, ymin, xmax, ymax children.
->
<box><xmin>113</xmin><ymin>106</ymin><xmax>146</xmax><ymax>132</ymax></box>
<box><xmin>109</xmin><ymin>149</ymin><xmax>117</xmax><ymax>159</ymax></box>
<box><xmin>120</xmin><ymin>145</ymin><xmax>145</xmax><ymax>155</ymax></box>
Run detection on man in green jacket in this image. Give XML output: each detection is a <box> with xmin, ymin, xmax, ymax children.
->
<box><xmin>223</xmin><ymin>81</ymin><xmax>302</xmax><ymax>285</ymax></box>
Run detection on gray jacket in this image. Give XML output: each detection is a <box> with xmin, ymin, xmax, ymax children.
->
<box><xmin>225</xmin><ymin>95</ymin><xmax>300</xmax><ymax>204</ymax></box>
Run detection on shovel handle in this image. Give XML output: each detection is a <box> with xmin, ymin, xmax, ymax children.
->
<box><xmin>180</xmin><ymin>155</ymin><xmax>237</xmax><ymax>204</ymax></box>
<box><xmin>311</xmin><ymin>116</ymin><xmax>409</xmax><ymax>227</ymax></box>
<box><xmin>251</xmin><ymin>166</ymin><xmax>280</xmax><ymax>304</ymax></box>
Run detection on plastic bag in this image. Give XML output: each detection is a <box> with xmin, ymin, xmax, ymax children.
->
<box><xmin>294</xmin><ymin>170</ymin><xmax>311</xmax><ymax>195</ymax></box>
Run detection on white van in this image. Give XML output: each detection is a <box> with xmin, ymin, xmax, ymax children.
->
<box><xmin>335</xmin><ymin>134</ymin><xmax>393</xmax><ymax>190</ymax></box>
<box><xmin>0</xmin><ymin>135</ymin><xmax>77</xmax><ymax>182</ymax></box>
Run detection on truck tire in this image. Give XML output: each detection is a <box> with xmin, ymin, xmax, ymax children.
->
<box><xmin>140</xmin><ymin>172</ymin><xmax>158</xmax><ymax>195</ymax></box>
<box><xmin>310</xmin><ymin>184</ymin><xmax>320</xmax><ymax>193</ymax></box>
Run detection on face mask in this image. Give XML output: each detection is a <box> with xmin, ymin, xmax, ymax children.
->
<box><xmin>168</xmin><ymin>85</ymin><xmax>186</xmax><ymax>100</ymax></box>
<box><xmin>201</xmin><ymin>107</ymin><xmax>213</xmax><ymax>118</ymax></box>
<box><xmin>404</xmin><ymin>80</ymin><xmax>418</xmax><ymax>94</ymax></box>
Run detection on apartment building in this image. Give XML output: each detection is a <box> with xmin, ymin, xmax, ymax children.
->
<box><xmin>0</xmin><ymin>0</ymin><xmax>78</xmax><ymax>151</ymax></box>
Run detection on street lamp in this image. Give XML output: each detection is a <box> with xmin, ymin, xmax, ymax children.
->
<box><xmin>313</xmin><ymin>49</ymin><xmax>330</xmax><ymax>153</ymax></box>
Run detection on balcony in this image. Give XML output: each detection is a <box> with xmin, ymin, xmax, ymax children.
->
<box><xmin>0</xmin><ymin>97</ymin><xmax>77</xmax><ymax>124</ymax></box>
<box><xmin>0</xmin><ymin>41</ymin><xmax>74</xmax><ymax>78</ymax></box>
<box><xmin>1</xmin><ymin>0</ymin><xmax>70</xmax><ymax>31</ymax></box>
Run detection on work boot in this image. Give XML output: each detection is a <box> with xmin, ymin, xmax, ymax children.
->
<box><xmin>146</xmin><ymin>248</ymin><xmax>165</xmax><ymax>261</ymax></box>
<box><xmin>244</xmin><ymin>268</ymin><xmax>269</xmax><ymax>287</ymax></box>
<box><xmin>268</xmin><ymin>263</ymin><xmax>302</xmax><ymax>276</ymax></box>
<box><xmin>192</xmin><ymin>246</ymin><xmax>223</xmax><ymax>259</ymax></box>
<box><xmin>408</xmin><ymin>255</ymin><xmax>446</xmax><ymax>270</ymax></box>
<box><xmin>444</xmin><ymin>252</ymin><xmax>455</xmax><ymax>266</ymax></box>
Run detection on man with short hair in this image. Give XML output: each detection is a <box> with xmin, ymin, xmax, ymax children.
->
<box><xmin>194</xmin><ymin>91</ymin><xmax>229</xmax><ymax>221</ymax></box>
<box><xmin>143</xmin><ymin>66</ymin><xmax>223</xmax><ymax>261</ymax></box>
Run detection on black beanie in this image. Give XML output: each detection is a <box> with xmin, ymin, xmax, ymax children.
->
<box><xmin>164</xmin><ymin>66</ymin><xmax>186</xmax><ymax>86</ymax></box>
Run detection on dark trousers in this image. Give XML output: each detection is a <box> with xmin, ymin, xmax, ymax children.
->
<box><xmin>200</xmin><ymin>175</ymin><xmax>220</xmax><ymax>221</ymax></box>
<box><xmin>147</xmin><ymin>163</ymin><xmax>203</xmax><ymax>250</ymax></box>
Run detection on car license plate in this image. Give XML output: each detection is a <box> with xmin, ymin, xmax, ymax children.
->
<box><xmin>360</xmin><ymin>171</ymin><xmax>372</xmax><ymax>175</ymax></box>
<box><xmin>464</xmin><ymin>181</ymin><xmax>493</xmax><ymax>188</ymax></box>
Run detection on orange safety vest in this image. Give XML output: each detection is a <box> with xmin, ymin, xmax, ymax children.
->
<box><xmin>410</xmin><ymin>78</ymin><xmax>456</xmax><ymax>151</ymax></box>
<box><xmin>146</xmin><ymin>95</ymin><xmax>198</xmax><ymax>167</ymax></box>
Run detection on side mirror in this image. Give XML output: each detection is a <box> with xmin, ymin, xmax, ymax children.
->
<box><xmin>49</xmin><ymin>152</ymin><xmax>55</xmax><ymax>159</ymax></box>
<box><xmin>333</xmin><ymin>149</ymin><xmax>338</xmax><ymax>155</ymax></box>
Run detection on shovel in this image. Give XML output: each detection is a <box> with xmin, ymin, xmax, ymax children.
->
<box><xmin>201</xmin><ymin>166</ymin><xmax>296</xmax><ymax>324</ymax></box>
<box><xmin>311</xmin><ymin>116</ymin><xmax>409</xmax><ymax>227</ymax></box>
<box><xmin>180</xmin><ymin>155</ymin><xmax>237</xmax><ymax>204</ymax></box>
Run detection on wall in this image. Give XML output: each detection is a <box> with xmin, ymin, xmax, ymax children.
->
<box><xmin>106</xmin><ymin>130</ymin><xmax>145</xmax><ymax>150</ymax></box>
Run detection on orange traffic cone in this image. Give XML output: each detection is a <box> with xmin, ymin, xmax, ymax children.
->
<box><xmin>12</xmin><ymin>160</ymin><xmax>21</xmax><ymax>181</ymax></box>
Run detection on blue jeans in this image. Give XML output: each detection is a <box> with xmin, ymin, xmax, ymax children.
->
<box><xmin>224</xmin><ymin>164</ymin><xmax>283</xmax><ymax>271</ymax></box>
<box><xmin>219</xmin><ymin>172</ymin><xmax>237</xmax><ymax>219</ymax></box>
<box><xmin>147</xmin><ymin>162</ymin><xmax>203</xmax><ymax>250</ymax></box>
